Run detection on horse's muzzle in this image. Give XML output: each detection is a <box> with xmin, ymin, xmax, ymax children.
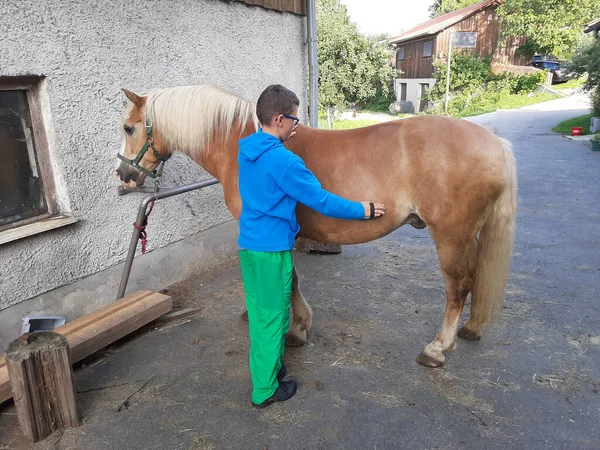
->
<box><xmin>116</xmin><ymin>162</ymin><xmax>145</xmax><ymax>186</ymax></box>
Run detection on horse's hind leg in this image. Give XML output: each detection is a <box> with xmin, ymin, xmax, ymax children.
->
<box><xmin>286</xmin><ymin>266</ymin><xmax>313</xmax><ymax>347</ymax></box>
<box><xmin>240</xmin><ymin>266</ymin><xmax>312</xmax><ymax>347</ymax></box>
<box><xmin>458</xmin><ymin>238</ymin><xmax>484</xmax><ymax>341</ymax></box>
<box><xmin>417</xmin><ymin>231</ymin><xmax>475</xmax><ymax>368</ymax></box>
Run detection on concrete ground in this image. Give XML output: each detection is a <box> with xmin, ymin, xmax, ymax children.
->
<box><xmin>1</xmin><ymin>95</ymin><xmax>599</xmax><ymax>450</ymax></box>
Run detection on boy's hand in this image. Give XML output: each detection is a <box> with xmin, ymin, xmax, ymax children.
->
<box><xmin>361</xmin><ymin>202</ymin><xmax>385</xmax><ymax>219</ymax></box>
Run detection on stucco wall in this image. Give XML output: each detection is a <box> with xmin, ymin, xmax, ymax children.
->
<box><xmin>0</xmin><ymin>0</ymin><xmax>308</xmax><ymax>310</ymax></box>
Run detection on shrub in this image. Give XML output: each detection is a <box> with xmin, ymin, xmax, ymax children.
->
<box><xmin>363</xmin><ymin>88</ymin><xmax>397</xmax><ymax>112</ymax></box>
<box><xmin>592</xmin><ymin>85</ymin><xmax>600</xmax><ymax>117</ymax></box>
<box><xmin>427</xmin><ymin>53</ymin><xmax>547</xmax><ymax>115</ymax></box>
<box><xmin>428</xmin><ymin>52</ymin><xmax>492</xmax><ymax>102</ymax></box>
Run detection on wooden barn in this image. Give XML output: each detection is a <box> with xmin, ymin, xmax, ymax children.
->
<box><xmin>389</xmin><ymin>0</ymin><xmax>529</xmax><ymax>112</ymax></box>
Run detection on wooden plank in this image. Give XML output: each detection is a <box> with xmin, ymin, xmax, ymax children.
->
<box><xmin>0</xmin><ymin>291</ymin><xmax>171</xmax><ymax>404</ymax></box>
<box><xmin>0</xmin><ymin>215</ymin><xmax>78</xmax><ymax>246</ymax></box>
<box><xmin>236</xmin><ymin>0</ymin><xmax>306</xmax><ymax>15</ymax></box>
<box><xmin>60</xmin><ymin>290</ymin><xmax>172</xmax><ymax>363</ymax></box>
<box><xmin>55</xmin><ymin>290</ymin><xmax>155</xmax><ymax>338</ymax></box>
<box><xmin>0</xmin><ymin>356</ymin><xmax>10</xmax><ymax>405</ymax></box>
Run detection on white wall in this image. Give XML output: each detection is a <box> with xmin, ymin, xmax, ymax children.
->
<box><xmin>0</xmin><ymin>0</ymin><xmax>308</xmax><ymax>311</ymax></box>
<box><xmin>394</xmin><ymin>78</ymin><xmax>437</xmax><ymax>113</ymax></box>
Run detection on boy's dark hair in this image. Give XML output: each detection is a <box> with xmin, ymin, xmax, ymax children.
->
<box><xmin>256</xmin><ymin>85</ymin><xmax>300</xmax><ymax>125</ymax></box>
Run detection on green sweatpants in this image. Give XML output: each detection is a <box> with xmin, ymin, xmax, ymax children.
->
<box><xmin>239</xmin><ymin>250</ymin><xmax>293</xmax><ymax>404</ymax></box>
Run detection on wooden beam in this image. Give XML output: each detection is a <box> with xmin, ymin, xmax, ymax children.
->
<box><xmin>236</xmin><ymin>0</ymin><xmax>306</xmax><ymax>15</ymax></box>
<box><xmin>0</xmin><ymin>290</ymin><xmax>172</xmax><ymax>404</ymax></box>
<box><xmin>0</xmin><ymin>356</ymin><xmax>10</xmax><ymax>405</ymax></box>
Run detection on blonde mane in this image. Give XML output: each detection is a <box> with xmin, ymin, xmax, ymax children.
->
<box><xmin>145</xmin><ymin>85</ymin><xmax>258</xmax><ymax>157</ymax></box>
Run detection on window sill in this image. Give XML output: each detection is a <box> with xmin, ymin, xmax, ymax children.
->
<box><xmin>0</xmin><ymin>215</ymin><xmax>78</xmax><ymax>246</ymax></box>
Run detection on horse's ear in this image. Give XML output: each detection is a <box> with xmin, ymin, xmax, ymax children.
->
<box><xmin>122</xmin><ymin>88</ymin><xmax>145</xmax><ymax>107</ymax></box>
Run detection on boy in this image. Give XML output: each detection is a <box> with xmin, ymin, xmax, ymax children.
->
<box><xmin>238</xmin><ymin>84</ymin><xmax>385</xmax><ymax>408</ymax></box>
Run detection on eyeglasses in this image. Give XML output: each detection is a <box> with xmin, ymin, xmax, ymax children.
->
<box><xmin>281</xmin><ymin>113</ymin><xmax>300</xmax><ymax>127</ymax></box>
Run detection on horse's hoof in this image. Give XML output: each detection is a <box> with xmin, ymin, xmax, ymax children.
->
<box><xmin>241</xmin><ymin>310</ymin><xmax>248</xmax><ymax>323</ymax></box>
<box><xmin>285</xmin><ymin>331</ymin><xmax>307</xmax><ymax>347</ymax></box>
<box><xmin>457</xmin><ymin>326</ymin><xmax>481</xmax><ymax>341</ymax></box>
<box><xmin>416</xmin><ymin>352</ymin><xmax>444</xmax><ymax>368</ymax></box>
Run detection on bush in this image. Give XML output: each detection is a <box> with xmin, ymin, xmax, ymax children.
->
<box><xmin>570</xmin><ymin>37</ymin><xmax>600</xmax><ymax>116</ymax></box>
<box><xmin>427</xmin><ymin>53</ymin><xmax>547</xmax><ymax>115</ymax></box>
<box><xmin>570</xmin><ymin>37</ymin><xmax>600</xmax><ymax>91</ymax></box>
<box><xmin>514</xmin><ymin>71</ymin><xmax>546</xmax><ymax>94</ymax></box>
<box><xmin>363</xmin><ymin>89</ymin><xmax>397</xmax><ymax>113</ymax></box>
<box><xmin>592</xmin><ymin>85</ymin><xmax>600</xmax><ymax>117</ymax></box>
<box><xmin>428</xmin><ymin>52</ymin><xmax>492</xmax><ymax>102</ymax></box>
<box><xmin>488</xmin><ymin>72</ymin><xmax>518</xmax><ymax>94</ymax></box>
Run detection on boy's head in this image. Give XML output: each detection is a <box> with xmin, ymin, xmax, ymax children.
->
<box><xmin>256</xmin><ymin>85</ymin><xmax>300</xmax><ymax>142</ymax></box>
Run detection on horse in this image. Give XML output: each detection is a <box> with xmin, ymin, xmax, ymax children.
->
<box><xmin>116</xmin><ymin>84</ymin><xmax>517</xmax><ymax>368</ymax></box>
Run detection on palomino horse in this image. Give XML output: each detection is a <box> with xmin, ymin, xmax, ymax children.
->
<box><xmin>116</xmin><ymin>85</ymin><xmax>517</xmax><ymax>368</ymax></box>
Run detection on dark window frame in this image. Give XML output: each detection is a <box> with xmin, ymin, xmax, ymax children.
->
<box><xmin>396</xmin><ymin>47</ymin><xmax>405</xmax><ymax>63</ymax></box>
<box><xmin>423</xmin><ymin>40</ymin><xmax>433</xmax><ymax>58</ymax></box>
<box><xmin>399</xmin><ymin>83</ymin><xmax>407</xmax><ymax>102</ymax></box>
<box><xmin>419</xmin><ymin>83</ymin><xmax>430</xmax><ymax>111</ymax></box>
<box><xmin>0</xmin><ymin>76</ymin><xmax>57</xmax><ymax>233</ymax></box>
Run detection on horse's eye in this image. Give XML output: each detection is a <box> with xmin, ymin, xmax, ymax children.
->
<box><xmin>123</xmin><ymin>125</ymin><xmax>134</xmax><ymax>135</ymax></box>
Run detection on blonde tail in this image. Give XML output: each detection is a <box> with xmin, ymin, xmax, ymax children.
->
<box><xmin>471</xmin><ymin>137</ymin><xmax>517</xmax><ymax>325</ymax></box>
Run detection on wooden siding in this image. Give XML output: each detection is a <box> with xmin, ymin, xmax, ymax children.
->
<box><xmin>494</xmin><ymin>34</ymin><xmax>529</xmax><ymax>66</ymax></box>
<box><xmin>397</xmin><ymin>5</ymin><xmax>529</xmax><ymax>79</ymax></box>
<box><xmin>435</xmin><ymin>8</ymin><xmax>497</xmax><ymax>59</ymax></box>
<box><xmin>435</xmin><ymin>7</ymin><xmax>529</xmax><ymax>65</ymax></box>
<box><xmin>236</xmin><ymin>0</ymin><xmax>305</xmax><ymax>15</ymax></box>
<box><xmin>395</xmin><ymin>38</ymin><xmax>436</xmax><ymax>79</ymax></box>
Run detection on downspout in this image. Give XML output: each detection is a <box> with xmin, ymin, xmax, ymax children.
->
<box><xmin>297</xmin><ymin>0</ymin><xmax>343</xmax><ymax>254</ymax></box>
<box><xmin>306</xmin><ymin>0</ymin><xmax>319</xmax><ymax>128</ymax></box>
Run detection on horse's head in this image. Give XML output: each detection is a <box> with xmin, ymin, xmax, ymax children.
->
<box><xmin>116</xmin><ymin>89</ymin><xmax>169</xmax><ymax>187</ymax></box>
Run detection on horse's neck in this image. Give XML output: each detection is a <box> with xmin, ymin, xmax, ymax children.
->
<box><xmin>192</xmin><ymin>122</ymin><xmax>256</xmax><ymax>220</ymax></box>
<box><xmin>195</xmin><ymin>124</ymin><xmax>335</xmax><ymax>221</ymax></box>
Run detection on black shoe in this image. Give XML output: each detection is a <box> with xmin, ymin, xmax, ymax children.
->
<box><xmin>252</xmin><ymin>380</ymin><xmax>298</xmax><ymax>408</ymax></box>
<box><xmin>277</xmin><ymin>364</ymin><xmax>287</xmax><ymax>382</ymax></box>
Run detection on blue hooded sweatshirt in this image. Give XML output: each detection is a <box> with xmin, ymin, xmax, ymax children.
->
<box><xmin>238</xmin><ymin>130</ymin><xmax>365</xmax><ymax>252</ymax></box>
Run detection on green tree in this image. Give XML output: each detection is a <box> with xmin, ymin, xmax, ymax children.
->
<box><xmin>317</xmin><ymin>0</ymin><xmax>395</xmax><ymax>127</ymax></box>
<box><xmin>569</xmin><ymin>37</ymin><xmax>600</xmax><ymax>116</ymax></box>
<box><xmin>428</xmin><ymin>0</ymin><xmax>480</xmax><ymax>18</ymax></box>
<box><xmin>497</xmin><ymin>0</ymin><xmax>600</xmax><ymax>59</ymax></box>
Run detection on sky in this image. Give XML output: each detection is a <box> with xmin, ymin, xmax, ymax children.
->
<box><xmin>339</xmin><ymin>0</ymin><xmax>432</xmax><ymax>38</ymax></box>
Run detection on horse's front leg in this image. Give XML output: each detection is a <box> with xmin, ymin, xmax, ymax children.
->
<box><xmin>286</xmin><ymin>266</ymin><xmax>313</xmax><ymax>347</ymax></box>
<box><xmin>417</xmin><ymin>234</ymin><xmax>475</xmax><ymax>368</ymax></box>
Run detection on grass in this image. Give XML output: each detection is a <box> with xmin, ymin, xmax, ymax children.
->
<box><xmin>551</xmin><ymin>114</ymin><xmax>592</xmax><ymax>135</ymax></box>
<box><xmin>453</xmin><ymin>92</ymin><xmax>561</xmax><ymax>118</ymax></box>
<box><xmin>552</xmin><ymin>76</ymin><xmax>587</xmax><ymax>91</ymax></box>
<box><xmin>318</xmin><ymin>119</ymin><xmax>383</xmax><ymax>129</ymax></box>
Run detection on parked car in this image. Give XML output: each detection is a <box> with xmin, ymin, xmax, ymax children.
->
<box><xmin>530</xmin><ymin>55</ymin><xmax>574</xmax><ymax>84</ymax></box>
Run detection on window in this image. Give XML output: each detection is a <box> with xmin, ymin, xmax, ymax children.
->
<box><xmin>396</xmin><ymin>47</ymin><xmax>405</xmax><ymax>65</ymax></box>
<box><xmin>399</xmin><ymin>83</ymin><xmax>407</xmax><ymax>102</ymax></box>
<box><xmin>419</xmin><ymin>83</ymin><xmax>430</xmax><ymax>112</ymax></box>
<box><xmin>0</xmin><ymin>88</ymin><xmax>48</xmax><ymax>228</ymax></box>
<box><xmin>423</xmin><ymin>40</ymin><xmax>433</xmax><ymax>58</ymax></box>
<box><xmin>0</xmin><ymin>77</ymin><xmax>73</xmax><ymax>242</ymax></box>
